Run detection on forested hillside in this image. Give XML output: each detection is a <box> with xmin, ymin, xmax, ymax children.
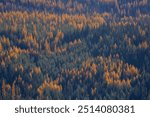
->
<box><xmin>0</xmin><ymin>0</ymin><xmax>150</xmax><ymax>99</ymax></box>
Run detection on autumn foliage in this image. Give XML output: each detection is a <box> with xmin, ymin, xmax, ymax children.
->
<box><xmin>0</xmin><ymin>0</ymin><xmax>150</xmax><ymax>99</ymax></box>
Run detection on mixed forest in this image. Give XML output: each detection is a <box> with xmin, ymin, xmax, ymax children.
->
<box><xmin>0</xmin><ymin>0</ymin><xmax>150</xmax><ymax>99</ymax></box>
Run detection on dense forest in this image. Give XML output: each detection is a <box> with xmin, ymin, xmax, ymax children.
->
<box><xmin>0</xmin><ymin>0</ymin><xmax>150</xmax><ymax>99</ymax></box>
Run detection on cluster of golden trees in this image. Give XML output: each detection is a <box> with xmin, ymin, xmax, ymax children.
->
<box><xmin>101</xmin><ymin>56</ymin><xmax>139</xmax><ymax>86</ymax></box>
<box><xmin>37</xmin><ymin>75</ymin><xmax>62</xmax><ymax>97</ymax></box>
<box><xmin>0</xmin><ymin>11</ymin><xmax>105</xmax><ymax>32</ymax></box>
<box><xmin>62</xmin><ymin>55</ymin><xmax>140</xmax><ymax>87</ymax></box>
